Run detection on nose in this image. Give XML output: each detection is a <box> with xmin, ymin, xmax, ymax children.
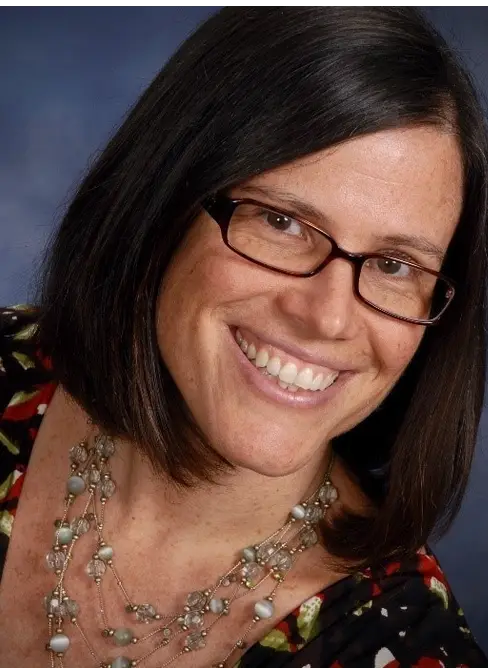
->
<box><xmin>276</xmin><ymin>258</ymin><xmax>360</xmax><ymax>340</ymax></box>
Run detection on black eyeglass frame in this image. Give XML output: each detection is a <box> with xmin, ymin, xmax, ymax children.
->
<box><xmin>202</xmin><ymin>193</ymin><xmax>456</xmax><ymax>326</ymax></box>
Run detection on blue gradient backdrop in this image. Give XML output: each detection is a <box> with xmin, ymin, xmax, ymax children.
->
<box><xmin>0</xmin><ymin>7</ymin><xmax>487</xmax><ymax>648</ymax></box>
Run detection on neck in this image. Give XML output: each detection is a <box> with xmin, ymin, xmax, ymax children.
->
<box><xmin>52</xmin><ymin>385</ymin><xmax>361</xmax><ymax>578</ymax></box>
<box><xmin>108</xmin><ymin>440</ymin><xmax>332</xmax><ymax>561</ymax></box>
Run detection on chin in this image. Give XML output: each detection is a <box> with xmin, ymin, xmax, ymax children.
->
<box><xmin>210</xmin><ymin>426</ymin><xmax>327</xmax><ymax>478</ymax></box>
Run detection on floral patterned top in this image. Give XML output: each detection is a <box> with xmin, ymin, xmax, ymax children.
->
<box><xmin>1</xmin><ymin>304</ymin><xmax>487</xmax><ymax>668</ymax></box>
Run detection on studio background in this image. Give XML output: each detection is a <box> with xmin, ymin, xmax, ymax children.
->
<box><xmin>0</xmin><ymin>6</ymin><xmax>487</xmax><ymax>649</ymax></box>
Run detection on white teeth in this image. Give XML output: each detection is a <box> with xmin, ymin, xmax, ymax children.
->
<box><xmin>279</xmin><ymin>362</ymin><xmax>298</xmax><ymax>384</ymax></box>
<box><xmin>295</xmin><ymin>367</ymin><xmax>314</xmax><ymax>390</ymax></box>
<box><xmin>319</xmin><ymin>373</ymin><xmax>338</xmax><ymax>391</ymax></box>
<box><xmin>235</xmin><ymin>330</ymin><xmax>340</xmax><ymax>393</ymax></box>
<box><xmin>266</xmin><ymin>356</ymin><xmax>281</xmax><ymax>377</ymax></box>
<box><xmin>246</xmin><ymin>343</ymin><xmax>257</xmax><ymax>360</ymax></box>
<box><xmin>255</xmin><ymin>349</ymin><xmax>269</xmax><ymax>368</ymax></box>
<box><xmin>310</xmin><ymin>373</ymin><xmax>323</xmax><ymax>391</ymax></box>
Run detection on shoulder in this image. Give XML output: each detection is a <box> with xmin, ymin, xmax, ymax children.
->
<box><xmin>295</xmin><ymin>547</ymin><xmax>488</xmax><ymax>668</ymax></box>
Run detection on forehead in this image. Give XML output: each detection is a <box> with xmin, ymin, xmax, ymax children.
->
<box><xmin>243</xmin><ymin>126</ymin><xmax>464</xmax><ymax>252</ymax></box>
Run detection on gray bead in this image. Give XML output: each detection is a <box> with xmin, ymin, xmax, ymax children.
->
<box><xmin>56</xmin><ymin>526</ymin><xmax>73</xmax><ymax>545</ymax></box>
<box><xmin>48</xmin><ymin>633</ymin><xmax>70</xmax><ymax>652</ymax></box>
<box><xmin>98</xmin><ymin>545</ymin><xmax>114</xmax><ymax>561</ymax></box>
<box><xmin>66</xmin><ymin>475</ymin><xmax>86</xmax><ymax>495</ymax></box>
<box><xmin>242</xmin><ymin>546</ymin><xmax>256</xmax><ymax>562</ymax></box>
<box><xmin>113</xmin><ymin>627</ymin><xmax>133</xmax><ymax>646</ymax></box>
<box><xmin>291</xmin><ymin>504</ymin><xmax>306</xmax><ymax>520</ymax></box>
<box><xmin>254</xmin><ymin>599</ymin><xmax>274</xmax><ymax>619</ymax></box>
<box><xmin>111</xmin><ymin>658</ymin><xmax>131</xmax><ymax>668</ymax></box>
<box><xmin>209</xmin><ymin>597</ymin><xmax>224</xmax><ymax>614</ymax></box>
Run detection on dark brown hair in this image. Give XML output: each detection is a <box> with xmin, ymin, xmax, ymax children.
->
<box><xmin>36</xmin><ymin>7</ymin><xmax>488</xmax><ymax>571</ymax></box>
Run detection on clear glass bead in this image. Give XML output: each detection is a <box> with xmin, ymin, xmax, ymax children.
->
<box><xmin>86</xmin><ymin>558</ymin><xmax>106</xmax><ymax>578</ymax></box>
<box><xmin>256</xmin><ymin>543</ymin><xmax>277</xmax><ymax>563</ymax></box>
<box><xmin>186</xmin><ymin>591</ymin><xmax>207</xmax><ymax>610</ymax></box>
<box><xmin>70</xmin><ymin>516</ymin><xmax>90</xmax><ymax>535</ymax></box>
<box><xmin>183</xmin><ymin>611</ymin><xmax>203</xmax><ymax>629</ymax></box>
<box><xmin>305</xmin><ymin>504</ymin><xmax>323</xmax><ymax>524</ymax></box>
<box><xmin>101</xmin><ymin>477</ymin><xmax>116</xmax><ymax>498</ymax></box>
<box><xmin>301</xmin><ymin>527</ymin><xmax>318</xmax><ymax>548</ymax></box>
<box><xmin>44</xmin><ymin>594</ymin><xmax>63</xmax><ymax>615</ymax></box>
<box><xmin>83</xmin><ymin>467</ymin><xmax>101</xmax><ymax>485</ymax></box>
<box><xmin>241</xmin><ymin>561</ymin><xmax>262</xmax><ymax>585</ymax></box>
<box><xmin>43</xmin><ymin>594</ymin><xmax>79</xmax><ymax>618</ymax></box>
<box><xmin>319</xmin><ymin>482</ymin><xmax>338</xmax><ymax>506</ymax></box>
<box><xmin>69</xmin><ymin>443</ymin><xmax>88</xmax><ymax>465</ymax></box>
<box><xmin>268</xmin><ymin>549</ymin><xmax>293</xmax><ymax>573</ymax></box>
<box><xmin>63</xmin><ymin>598</ymin><xmax>80</xmax><ymax>617</ymax></box>
<box><xmin>135</xmin><ymin>604</ymin><xmax>156</xmax><ymax>623</ymax></box>
<box><xmin>184</xmin><ymin>631</ymin><xmax>206</xmax><ymax>651</ymax></box>
<box><xmin>46</xmin><ymin>550</ymin><xmax>66</xmax><ymax>571</ymax></box>
<box><xmin>95</xmin><ymin>434</ymin><xmax>116</xmax><ymax>458</ymax></box>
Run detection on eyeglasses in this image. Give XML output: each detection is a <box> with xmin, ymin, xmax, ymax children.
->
<box><xmin>201</xmin><ymin>193</ymin><xmax>456</xmax><ymax>325</ymax></box>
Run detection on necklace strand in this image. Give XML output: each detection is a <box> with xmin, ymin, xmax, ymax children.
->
<box><xmin>43</xmin><ymin>431</ymin><xmax>339</xmax><ymax>668</ymax></box>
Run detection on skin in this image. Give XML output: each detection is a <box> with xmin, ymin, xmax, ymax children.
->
<box><xmin>156</xmin><ymin>126</ymin><xmax>463</xmax><ymax>482</ymax></box>
<box><xmin>0</xmin><ymin>126</ymin><xmax>464</xmax><ymax>668</ymax></box>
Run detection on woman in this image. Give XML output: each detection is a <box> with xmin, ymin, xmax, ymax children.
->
<box><xmin>0</xmin><ymin>6</ymin><xmax>487</xmax><ymax>668</ymax></box>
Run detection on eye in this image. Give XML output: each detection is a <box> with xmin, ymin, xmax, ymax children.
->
<box><xmin>367</xmin><ymin>257</ymin><xmax>412</xmax><ymax>278</ymax></box>
<box><xmin>260</xmin><ymin>210</ymin><xmax>305</xmax><ymax>238</ymax></box>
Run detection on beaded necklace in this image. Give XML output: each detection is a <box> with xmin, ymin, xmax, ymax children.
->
<box><xmin>44</xmin><ymin>431</ymin><xmax>338</xmax><ymax>668</ymax></box>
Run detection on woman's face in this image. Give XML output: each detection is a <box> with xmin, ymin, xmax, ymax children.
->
<box><xmin>156</xmin><ymin>127</ymin><xmax>463</xmax><ymax>477</ymax></box>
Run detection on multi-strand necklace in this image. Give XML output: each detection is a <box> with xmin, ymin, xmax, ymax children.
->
<box><xmin>43</xmin><ymin>430</ymin><xmax>339</xmax><ymax>668</ymax></box>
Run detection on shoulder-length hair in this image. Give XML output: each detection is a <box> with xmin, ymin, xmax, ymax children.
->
<box><xmin>36</xmin><ymin>7</ymin><xmax>488</xmax><ymax>571</ymax></box>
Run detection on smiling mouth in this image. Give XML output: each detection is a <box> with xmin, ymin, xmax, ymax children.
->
<box><xmin>233</xmin><ymin>328</ymin><xmax>340</xmax><ymax>394</ymax></box>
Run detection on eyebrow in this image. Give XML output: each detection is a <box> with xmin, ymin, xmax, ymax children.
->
<box><xmin>237</xmin><ymin>183</ymin><xmax>447</xmax><ymax>262</ymax></box>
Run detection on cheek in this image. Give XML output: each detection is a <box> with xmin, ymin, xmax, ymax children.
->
<box><xmin>375</xmin><ymin>323</ymin><xmax>424</xmax><ymax>379</ymax></box>
<box><xmin>155</xmin><ymin>230</ymin><xmax>245</xmax><ymax>382</ymax></box>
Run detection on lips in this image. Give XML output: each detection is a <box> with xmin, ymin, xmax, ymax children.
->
<box><xmin>234</xmin><ymin>328</ymin><xmax>339</xmax><ymax>393</ymax></box>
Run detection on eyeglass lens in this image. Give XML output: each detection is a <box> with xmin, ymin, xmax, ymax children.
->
<box><xmin>227</xmin><ymin>202</ymin><xmax>450</xmax><ymax>321</ymax></box>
